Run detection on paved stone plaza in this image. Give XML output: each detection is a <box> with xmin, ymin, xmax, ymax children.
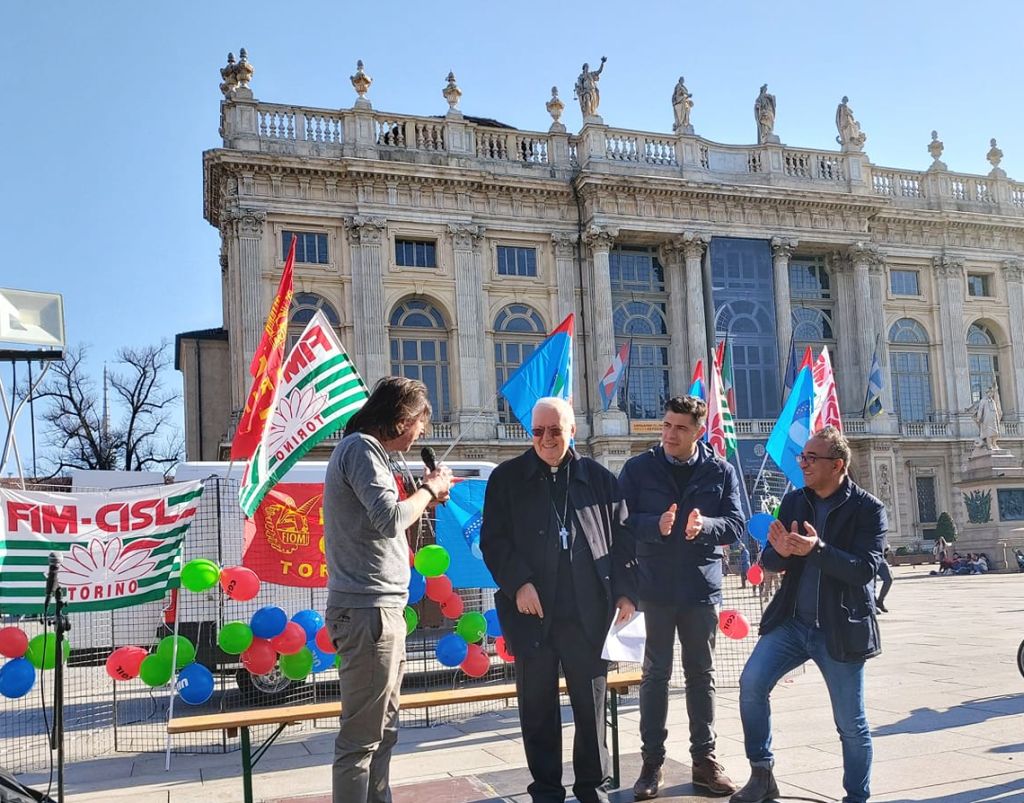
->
<box><xmin>18</xmin><ymin>566</ymin><xmax>1024</xmax><ymax>802</ymax></box>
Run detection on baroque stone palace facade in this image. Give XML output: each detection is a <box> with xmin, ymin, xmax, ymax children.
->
<box><xmin>177</xmin><ymin>53</ymin><xmax>1024</xmax><ymax>549</ymax></box>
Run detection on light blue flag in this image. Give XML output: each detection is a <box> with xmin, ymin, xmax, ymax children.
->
<box><xmin>501</xmin><ymin>314</ymin><xmax>573</xmax><ymax>431</ymax></box>
<box><xmin>766</xmin><ymin>365</ymin><xmax>814</xmax><ymax>489</ymax></box>
<box><xmin>434</xmin><ymin>479</ymin><xmax>496</xmax><ymax>588</ymax></box>
<box><xmin>865</xmin><ymin>349</ymin><xmax>884</xmax><ymax>417</ymax></box>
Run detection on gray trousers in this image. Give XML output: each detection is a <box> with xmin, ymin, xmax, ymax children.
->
<box><xmin>326</xmin><ymin>605</ymin><xmax>406</xmax><ymax>803</ymax></box>
<box><xmin>639</xmin><ymin>601</ymin><xmax>718</xmax><ymax>763</ymax></box>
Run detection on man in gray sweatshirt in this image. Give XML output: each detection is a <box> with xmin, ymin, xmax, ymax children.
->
<box><xmin>324</xmin><ymin>377</ymin><xmax>452</xmax><ymax>803</ymax></box>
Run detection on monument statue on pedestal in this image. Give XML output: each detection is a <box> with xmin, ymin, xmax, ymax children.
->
<box><xmin>574</xmin><ymin>57</ymin><xmax>607</xmax><ymax>119</ymax></box>
<box><xmin>672</xmin><ymin>76</ymin><xmax>693</xmax><ymax>133</ymax></box>
<box><xmin>754</xmin><ymin>84</ymin><xmax>777</xmax><ymax>144</ymax></box>
<box><xmin>968</xmin><ymin>385</ymin><xmax>1002</xmax><ymax>452</ymax></box>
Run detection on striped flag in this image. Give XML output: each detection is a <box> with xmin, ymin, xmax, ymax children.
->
<box><xmin>811</xmin><ymin>346</ymin><xmax>843</xmax><ymax>432</ymax></box>
<box><xmin>232</xmin><ymin>235</ymin><xmax>296</xmax><ymax>460</ymax></box>
<box><xmin>598</xmin><ymin>342</ymin><xmax>630</xmax><ymax>410</ymax></box>
<box><xmin>707</xmin><ymin>348</ymin><xmax>737</xmax><ymax>460</ymax></box>
<box><xmin>239</xmin><ymin>310</ymin><xmax>369</xmax><ymax>516</ymax></box>
<box><xmin>865</xmin><ymin>343</ymin><xmax>884</xmax><ymax>417</ymax></box>
<box><xmin>0</xmin><ymin>482</ymin><xmax>203</xmax><ymax>614</ymax></box>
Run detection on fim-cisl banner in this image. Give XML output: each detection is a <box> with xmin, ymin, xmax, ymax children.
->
<box><xmin>0</xmin><ymin>481</ymin><xmax>204</xmax><ymax>614</ymax></box>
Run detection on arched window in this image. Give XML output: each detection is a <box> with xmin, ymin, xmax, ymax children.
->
<box><xmin>789</xmin><ymin>255</ymin><xmax>836</xmax><ymax>372</ymax></box>
<box><xmin>289</xmin><ymin>292</ymin><xmax>341</xmax><ymax>350</ymax></box>
<box><xmin>389</xmin><ymin>299</ymin><xmax>451</xmax><ymax>421</ymax></box>
<box><xmin>889</xmin><ymin>318</ymin><xmax>933</xmax><ymax>422</ymax></box>
<box><xmin>967</xmin><ymin>322</ymin><xmax>1001</xmax><ymax>404</ymax></box>
<box><xmin>493</xmin><ymin>304</ymin><xmax>546</xmax><ymax>423</ymax></box>
<box><xmin>716</xmin><ymin>300</ymin><xmax>779</xmax><ymax>418</ymax></box>
<box><xmin>610</xmin><ymin>246</ymin><xmax>669</xmax><ymax>419</ymax></box>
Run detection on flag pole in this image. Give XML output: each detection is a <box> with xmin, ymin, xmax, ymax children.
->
<box><xmin>622</xmin><ymin>336</ymin><xmax>633</xmax><ymax>437</ymax></box>
<box><xmin>862</xmin><ymin>331</ymin><xmax>882</xmax><ymax>418</ymax></box>
<box><xmin>437</xmin><ymin>388</ymin><xmax>503</xmax><ymax>463</ymax></box>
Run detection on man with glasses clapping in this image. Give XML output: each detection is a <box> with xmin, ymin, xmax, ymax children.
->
<box><xmin>731</xmin><ymin>426</ymin><xmax>887</xmax><ymax>803</ymax></box>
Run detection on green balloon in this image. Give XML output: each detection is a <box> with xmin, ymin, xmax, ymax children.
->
<box><xmin>413</xmin><ymin>545</ymin><xmax>450</xmax><ymax>578</ymax></box>
<box><xmin>139</xmin><ymin>654</ymin><xmax>173</xmax><ymax>687</ymax></box>
<box><xmin>771</xmin><ymin>505</ymin><xmax>781</xmax><ymax>518</ymax></box>
<box><xmin>25</xmin><ymin>634</ymin><xmax>70</xmax><ymax>670</ymax></box>
<box><xmin>217</xmin><ymin>622</ymin><xmax>254</xmax><ymax>655</ymax></box>
<box><xmin>334</xmin><ymin>653</ymin><xmax>342</xmax><ymax>669</ymax></box>
<box><xmin>157</xmin><ymin>635</ymin><xmax>196</xmax><ymax>669</ymax></box>
<box><xmin>181</xmin><ymin>558</ymin><xmax>221</xmax><ymax>592</ymax></box>
<box><xmin>279</xmin><ymin>647</ymin><xmax>313</xmax><ymax>681</ymax></box>
<box><xmin>455</xmin><ymin>612</ymin><xmax>487</xmax><ymax>644</ymax></box>
<box><xmin>403</xmin><ymin>606</ymin><xmax>419</xmax><ymax>635</ymax></box>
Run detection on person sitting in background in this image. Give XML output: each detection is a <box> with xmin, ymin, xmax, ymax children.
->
<box><xmin>970</xmin><ymin>554</ymin><xmax>989</xmax><ymax>574</ymax></box>
<box><xmin>1014</xmin><ymin>549</ymin><xmax>1024</xmax><ymax>572</ymax></box>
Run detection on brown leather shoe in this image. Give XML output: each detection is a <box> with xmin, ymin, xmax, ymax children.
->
<box><xmin>729</xmin><ymin>766</ymin><xmax>779</xmax><ymax>803</ymax></box>
<box><xmin>633</xmin><ymin>759</ymin><xmax>664</xmax><ymax>800</ymax></box>
<box><xmin>692</xmin><ymin>756</ymin><xmax>738</xmax><ymax>796</ymax></box>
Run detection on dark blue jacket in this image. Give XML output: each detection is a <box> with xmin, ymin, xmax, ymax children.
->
<box><xmin>618</xmin><ymin>441</ymin><xmax>745</xmax><ymax>606</ymax></box>
<box><xmin>761</xmin><ymin>479</ymin><xmax>887</xmax><ymax>663</ymax></box>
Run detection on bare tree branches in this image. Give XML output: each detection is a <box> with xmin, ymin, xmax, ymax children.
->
<box><xmin>21</xmin><ymin>342</ymin><xmax>183</xmax><ymax>477</ymax></box>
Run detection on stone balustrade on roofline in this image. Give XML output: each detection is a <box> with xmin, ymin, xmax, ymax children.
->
<box><xmin>217</xmin><ymin>95</ymin><xmax>1024</xmax><ymax>216</ymax></box>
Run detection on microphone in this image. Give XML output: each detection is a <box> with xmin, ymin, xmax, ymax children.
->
<box><xmin>420</xmin><ymin>446</ymin><xmax>446</xmax><ymax>505</ymax></box>
<box><xmin>45</xmin><ymin>552</ymin><xmax>61</xmax><ymax>602</ymax></box>
<box><xmin>420</xmin><ymin>446</ymin><xmax>437</xmax><ymax>473</ymax></box>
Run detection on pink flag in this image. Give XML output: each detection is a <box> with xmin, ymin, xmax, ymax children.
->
<box><xmin>811</xmin><ymin>346</ymin><xmax>842</xmax><ymax>432</ymax></box>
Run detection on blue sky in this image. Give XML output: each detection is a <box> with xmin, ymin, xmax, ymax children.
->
<box><xmin>3</xmin><ymin>0</ymin><xmax>1023</xmax><ymax>469</ymax></box>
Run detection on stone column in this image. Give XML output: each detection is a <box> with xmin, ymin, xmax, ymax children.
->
<box><xmin>345</xmin><ymin>216</ymin><xmax>389</xmax><ymax>384</ymax></box>
<box><xmin>830</xmin><ymin>253</ymin><xmax>861</xmax><ymax>415</ymax></box>
<box><xmin>934</xmin><ymin>255</ymin><xmax>971</xmax><ymax>424</ymax></box>
<box><xmin>771</xmin><ymin>238</ymin><xmax>797</xmax><ymax>380</ymax></box>
<box><xmin>552</xmin><ymin>232</ymin><xmax>584</xmax><ymax>419</ymax></box>
<box><xmin>659</xmin><ymin>239</ymin><xmax>689</xmax><ymax>395</ymax></box>
<box><xmin>681</xmin><ymin>233</ymin><xmax>710</xmax><ymax>372</ymax></box>
<box><xmin>850</xmin><ymin>243</ymin><xmax>880</xmax><ymax>390</ymax></box>
<box><xmin>449</xmin><ymin>223</ymin><xmax>493</xmax><ymax>437</ymax></box>
<box><xmin>1002</xmin><ymin>259</ymin><xmax>1024</xmax><ymax>419</ymax></box>
<box><xmin>584</xmin><ymin>225</ymin><xmax>626</xmax><ymax>435</ymax></box>
<box><xmin>223</xmin><ymin>207</ymin><xmax>266</xmax><ymax>412</ymax></box>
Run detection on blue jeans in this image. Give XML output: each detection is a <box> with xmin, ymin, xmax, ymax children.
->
<box><xmin>739</xmin><ymin>618</ymin><xmax>871</xmax><ymax>803</ymax></box>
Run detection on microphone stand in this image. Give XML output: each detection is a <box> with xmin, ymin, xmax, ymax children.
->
<box><xmin>48</xmin><ymin>583</ymin><xmax>69</xmax><ymax>803</ymax></box>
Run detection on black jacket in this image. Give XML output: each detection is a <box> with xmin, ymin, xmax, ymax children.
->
<box><xmin>761</xmin><ymin>479</ymin><xmax>887</xmax><ymax>663</ymax></box>
<box><xmin>480</xmin><ymin>449</ymin><xmax>637</xmax><ymax>657</ymax></box>
<box><xmin>618</xmin><ymin>441</ymin><xmax>745</xmax><ymax>606</ymax></box>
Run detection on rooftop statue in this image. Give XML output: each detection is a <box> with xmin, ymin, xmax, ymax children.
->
<box><xmin>575</xmin><ymin>57</ymin><xmax>607</xmax><ymax>119</ymax></box>
<box><xmin>835</xmin><ymin>96</ymin><xmax>866</xmax><ymax>151</ymax></box>
<box><xmin>672</xmin><ymin>76</ymin><xmax>694</xmax><ymax>133</ymax></box>
<box><xmin>754</xmin><ymin>84</ymin><xmax>777</xmax><ymax>144</ymax></box>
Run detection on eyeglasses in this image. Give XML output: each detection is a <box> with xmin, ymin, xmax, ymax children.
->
<box><xmin>531</xmin><ymin>426</ymin><xmax>565</xmax><ymax>438</ymax></box>
<box><xmin>796</xmin><ymin>452</ymin><xmax>839</xmax><ymax>465</ymax></box>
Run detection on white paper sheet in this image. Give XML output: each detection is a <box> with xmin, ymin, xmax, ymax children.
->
<box><xmin>601</xmin><ymin>609</ymin><xmax>646</xmax><ymax>662</ymax></box>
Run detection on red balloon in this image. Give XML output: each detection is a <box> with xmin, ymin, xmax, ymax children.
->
<box><xmin>105</xmin><ymin>646</ymin><xmax>148</xmax><ymax>681</ymax></box>
<box><xmin>747</xmin><ymin>565</ymin><xmax>764</xmax><ymax>586</ymax></box>
<box><xmin>242</xmin><ymin>638</ymin><xmax>277</xmax><ymax>675</ymax></box>
<box><xmin>439</xmin><ymin>593</ymin><xmax>464</xmax><ymax>620</ymax></box>
<box><xmin>270</xmin><ymin>622</ymin><xmax>307</xmax><ymax>655</ymax></box>
<box><xmin>425</xmin><ymin>575</ymin><xmax>453</xmax><ymax>603</ymax></box>
<box><xmin>408</xmin><ymin>546</ymin><xmax>415</xmax><ymax>567</ymax></box>
<box><xmin>315</xmin><ymin>626</ymin><xmax>336</xmax><ymax>654</ymax></box>
<box><xmin>495</xmin><ymin>636</ymin><xmax>515</xmax><ymax>663</ymax></box>
<box><xmin>718</xmin><ymin>609</ymin><xmax>750</xmax><ymax>640</ymax></box>
<box><xmin>219</xmin><ymin>566</ymin><xmax>261</xmax><ymax>601</ymax></box>
<box><xmin>0</xmin><ymin>626</ymin><xmax>29</xmax><ymax>659</ymax></box>
<box><xmin>460</xmin><ymin>643</ymin><xmax>490</xmax><ymax>678</ymax></box>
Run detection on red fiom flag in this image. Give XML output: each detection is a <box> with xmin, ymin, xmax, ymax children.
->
<box><xmin>231</xmin><ymin>235</ymin><xmax>296</xmax><ymax>460</ymax></box>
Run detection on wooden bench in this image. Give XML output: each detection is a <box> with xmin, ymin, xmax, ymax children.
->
<box><xmin>168</xmin><ymin>669</ymin><xmax>642</xmax><ymax>803</ymax></box>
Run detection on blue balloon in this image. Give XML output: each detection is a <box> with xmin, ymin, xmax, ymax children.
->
<box><xmin>407</xmin><ymin>571</ymin><xmax>426</xmax><ymax>605</ymax></box>
<box><xmin>292</xmin><ymin>609</ymin><xmax>324</xmax><ymax>642</ymax></box>
<box><xmin>435</xmin><ymin>634</ymin><xmax>468</xmax><ymax>667</ymax></box>
<box><xmin>250</xmin><ymin>606</ymin><xmax>288</xmax><ymax>639</ymax></box>
<box><xmin>0</xmin><ymin>657</ymin><xmax>36</xmax><ymax>699</ymax></box>
<box><xmin>175</xmin><ymin>663</ymin><xmax>215</xmax><ymax>705</ymax></box>
<box><xmin>483</xmin><ymin>609</ymin><xmax>502</xmax><ymax>638</ymax></box>
<box><xmin>311</xmin><ymin>647</ymin><xmax>335</xmax><ymax>673</ymax></box>
<box><xmin>747</xmin><ymin>513</ymin><xmax>775</xmax><ymax>547</ymax></box>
